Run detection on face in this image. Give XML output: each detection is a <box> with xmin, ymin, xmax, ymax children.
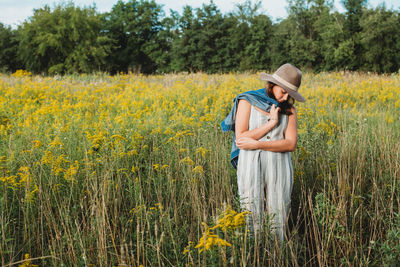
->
<box><xmin>272</xmin><ymin>85</ymin><xmax>289</xmax><ymax>103</ymax></box>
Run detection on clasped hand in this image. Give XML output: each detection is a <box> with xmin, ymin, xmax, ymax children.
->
<box><xmin>269</xmin><ymin>104</ymin><xmax>280</xmax><ymax>122</ymax></box>
<box><xmin>236</xmin><ymin>136</ymin><xmax>259</xmax><ymax>150</ymax></box>
<box><xmin>235</xmin><ymin>104</ymin><xmax>280</xmax><ymax>150</ymax></box>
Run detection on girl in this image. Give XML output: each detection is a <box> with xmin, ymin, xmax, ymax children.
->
<box><xmin>221</xmin><ymin>63</ymin><xmax>305</xmax><ymax>240</ymax></box>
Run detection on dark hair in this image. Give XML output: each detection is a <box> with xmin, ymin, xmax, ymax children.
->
<box><xmin>266</xmin><ymin>82</ymin><xmax>294</xmax><ymax>115</ymax></box>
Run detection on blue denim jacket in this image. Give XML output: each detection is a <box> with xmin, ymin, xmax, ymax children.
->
<box><xmin>220</xmin><ymin>88</ymin><xmax>279</xmax><ymax>169</ymax></box>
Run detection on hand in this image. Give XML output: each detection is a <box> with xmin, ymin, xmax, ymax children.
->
<box><xmin>269</xmin><ymin>104</ymin><xmax>280</xmax><ymax>122</ymax></box>
<box><xmin>267</xmin><ymin>104</ymin><xmax>280</xmax><ymax>122</ymax></box>
<box><xmin>236</xmin><ymin>137</ymin><xmax>259</xmax><ymax>150</ymax></box>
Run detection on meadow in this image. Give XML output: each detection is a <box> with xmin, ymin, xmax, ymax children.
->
<box><xmin>0</xmin><ymin>70</ymin><xmax>399</xmax><ymax>266</ymax></box>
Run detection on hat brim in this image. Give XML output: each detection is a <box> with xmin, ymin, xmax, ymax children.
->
<box><xmin>260</xmin><ymin>72</ymin><xmax>306</xmax><ymax>102</ymax></box>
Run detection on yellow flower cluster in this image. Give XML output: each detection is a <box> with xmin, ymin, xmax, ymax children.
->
<box><xmin>0</xmin><ymin>70</ymin><xmax>399</xmax><ymax>206</ymax></box>
<box><xmin>128</xmin><ymin>202</ymin><xmax>164</xmax><ymax>222</ymax></box>
<box><xmin>194</xmin><ymin>222</ymin><xmax>232</xmax><ymax>253</ymax></box>
<box><xmin>11</xmin><ymin>69</ymin><xmax>32</xmax><ymax>78</ymax></box>
<box><xmin>192</xmin><ymin>206</ymin><xmax>250</xmax><ymax>253</ymax></box>
<box><xmin>213</xmin><ymin>206</ymin><xmax>251</xmax><ymax>231</ymax></box>
<box><xmin>18</xmin><ymin>253</ymin><xmax>38</xmax><ymax>267</ymax></box>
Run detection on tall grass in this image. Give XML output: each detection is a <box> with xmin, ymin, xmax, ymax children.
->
<box><xmin>0</xmin><ymin>70</ymin><xmax>399</xmax><ymax>266</ymax></box>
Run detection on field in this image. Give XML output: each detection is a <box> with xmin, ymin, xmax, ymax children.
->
<box><xmin>0</xmin><ymin>70</ymin><xmax>399</xmax><ymax>266</ymax></box>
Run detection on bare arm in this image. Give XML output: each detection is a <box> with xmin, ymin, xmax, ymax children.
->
<box><xmin>235</xmin><ymin>99</ymin><xmax>279</xmax><ymax>141</ymax></box>
<box><xmin>236</xmin><ymin>107</ymin><xmax>298</xmax><ymax>152</ymax></box>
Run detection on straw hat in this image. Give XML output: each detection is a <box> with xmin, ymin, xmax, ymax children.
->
<box><xmin>260</xmin><ymin>63</ymin><xmax>305</xmax><ymax>102</ymax></box>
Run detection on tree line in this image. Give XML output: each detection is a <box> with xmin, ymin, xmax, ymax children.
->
<box><xmin>0</xmin><ymin>0</ymin><xmax>399</xmax><ymax>75</ymax></box>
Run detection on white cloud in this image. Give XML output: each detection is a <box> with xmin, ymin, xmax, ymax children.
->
<box><xmin>0</xmin><ymin>6</ymin><xmax>35</xmax><ymax>26</ymax></box>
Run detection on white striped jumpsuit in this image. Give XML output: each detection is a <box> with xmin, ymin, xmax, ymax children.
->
<box><xmin>237</xmin><ymin>105</ymin><xmax>293</xmax><ymax>240</ymax></box>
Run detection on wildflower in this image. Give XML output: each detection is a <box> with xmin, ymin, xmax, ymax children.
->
<box><xmin>195</xmin><ymin>222</ymin><xmax>232</xmax><ymax>253</ymax></box>
<box><xmin>25</xmin><ymin>184</ymin><xmax>39</xmax><ymax>203</ymax></box>
<box><xmin>32</xmin><ymin>140</ymin><xmax>42</xmax><ymax>148</ymax></box>
<box><xmin>178</xmin><ymin>148</ymin><xmax>188</xmax><ymax>153</ymax></box>
<box><xmin>183</xmin><ymin>241</ymin><xmax>194</xmax><ymax>255</ymax></box>
<box><xmin>64</xmin><ymin>160</ymin><xmax>79</xmax><ymax>182</ymax></box>
<box><xmin>111</xmin><ymin>134</ymin><xmax>127</xmax><ymax>141</ymax></box>
<box><xmin>18</xmin><ymin>253</ymin><xmax>38</xmax><ymax>267</ymax></box>
<box><xmin>12</xmin><ymin>69</ymin><xmax>32</xmax><ymax>78</ymax></box>
<box><xmin>150</xmin><ymin>127</ymin><xmax>162</xmax><ymax>134</ymax></box>
<box><xmin>0</xmin><ymin>175</ymin><xmax>18</xmax><ymax>188</ymax></box>
<box><xmin>166</xmin><ymin>130</ymin><xmax>193</xmax><ymax>143</ymax></box>
<box><xmin>179</xmin><ymin>157</ymin><xmax>194</xmax><ymax>166</ymax></box>
<box><xmin>214</xmin><ymin>206</ymin><xmax>250</xmax><ymax>231</ymax></box>
<box><xmin>192</xmin><ymin>165</ymin><xmax>204</xmax><ymax>174</ymax></box>
<box><xmin>163</xmin><ymin>128</ymin><xmax>174</xmax><ymax>135</ymax></box>
<box><xmin>195</xmin><ymin>147</ymin><xmax>208</xmax><ymax>159</ymax></box>
<box><xmin>49</xmin><ymin>136</ymin><xmax>63</xmax><ymax>148</ymax></box>
<box><xmin>17</xmin><ymin>166</ymin><xmax>31</xmax><ymax>185</ymax></box>
<box><xmin>127</xmin><ymin>149</ymin><xmax>138</xmax><ymax>156</ymax></box>
<box><xmin>161</xmin><ymin>164</ymin><xmax>169</xmax><ymax>170</ymax></box>
<box><xmin>385</xmin><ymin>114</ymin><xmax>394</xmax><ymax>124</ymax></box>
<box><xmin>0</xmin><ymin>155</ymin><xmax>6</xmax><ymax>165</ymax></box>
<box><xmin>129</xmin><ymin>205</ymin><xmax>145</xmax><ymax>215</ymax></box>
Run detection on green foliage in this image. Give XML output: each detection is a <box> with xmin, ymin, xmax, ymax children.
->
<box><xmin>16</xmin><ymin>2</ymin><xmax>112</xmax><ymax>74</ymax></box>
<box><xmin>170</xmin><ymin>3</ymin><xmax>229</xmax><ymax>73</ymax></box>
<box><xmin>341</xmin><ymin>0</ymin><xmax>368</xmax><ymax>69</ymax></box>
<box><xmin>243</xmin><ymin>14</ymin><xmax>274</xmax><ymax>70</ymax></box>
<box><xmin>1</xmin><ymin>0</ymin><xmax>400</xmax><ymax>74</ymax></box>
<box><xmin>359</xmin><ymin>6</ymin><xmax>400</xmax><ymax>73</ymax></box>
<box><xmin>0</xmin><ymin>23</ymin><xmax>20</xmax><ymax>72</ymax></box>
<box><xmin>103</xmin><ymin>0</ymin><xmax>165</xmax><ymax>74</ymax></box>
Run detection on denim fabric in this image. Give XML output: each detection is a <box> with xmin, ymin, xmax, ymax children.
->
<box><xmin>220</xmin><ymin>88</ymin><xmax>279</xmax><ymax>168</ymax></box>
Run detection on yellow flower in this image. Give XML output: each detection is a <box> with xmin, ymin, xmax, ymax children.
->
<box><xmin>194</xmin><ymin>223</ymin><xmax>232</xmax><ymax>253</ymax></box>
<box><xmin>49</xmin><ymin>136</ymin><xmax>63</xmax><ymax>148</ymax></box>
<box><xmin>192</xmin><ymin>165</ymin><xmax>204</xmax><ymax>174</ymax></box>
<box><xmin>12</xmin><ymin>69</ymin><xmax>32</xmax><ymax>78</ymax></box>
<box><xmin>111</xmin><ymin>134</ymin><xmax>127</xmax><ymax>141</ymax></box>
<box><xmin>131</xmin><ymin>165</ymin><xmax>137</xmax><ymax>173</ymax></box>
<box><xmin>183</xmin><ymin>241</ymin><xmax>194</xmax><ymax>255</ymax></box>
<box><xmin>178</xmin><ymin>148</ymin><xmax>188</xmax><ymax>153</ymax></box>
<box><xmin>161</xmin><ymin>164</ymin><xmax>169</xmax><ymax>170</ymax></box>
<box><xmin>17</xmin><ymin>166</ymin><xmax>31</xmax><ymax>185</ymax></box>
<box><xmin>64</xmin><ymin>160</ymin><xmax>79</xmax><ymax>182</ymax></box>
<box><xmin>179</xmin><ymin>157</ymin><xmax>194</xmax><ymax>166</ymax></box>
<box><xmin>32</xmin><ymin>140</ymin><xmax>42</xmax><ymax>148</ymax></box>
<box><xmin>215</xmin><ymin>206</ymin><xmax>250</xmax><ymax>231</ymax></box>
<box><xmin>195</xmin><ymin>147</ymin><xmax>208</xmax><ymax>158</ymax></box>
<box><xmin>0</xmin><ymin>175</ymin><xmax>18</xmax><ymax>188</ymax></box>
<box><xmin>18</xmin><ymin>253</ymin><xmax>38</xmax><ymax>267</ymax></box>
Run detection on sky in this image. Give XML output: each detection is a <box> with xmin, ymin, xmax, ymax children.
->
<box><xmin>1</xmin><ymin>0</ymin><xmax>399</xmax><ymax>28</ymax></box>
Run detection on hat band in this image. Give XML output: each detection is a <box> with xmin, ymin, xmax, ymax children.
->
<box><xmin>272</xmin><ymin>74</ymin><xmax>298</xmax><ymax>91</ymax></box>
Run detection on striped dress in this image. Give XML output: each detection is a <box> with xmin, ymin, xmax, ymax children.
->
<box><xmin>237</xmin><ymin>105</ymin><xmax>293</xmax><ymax>240</ymax></box>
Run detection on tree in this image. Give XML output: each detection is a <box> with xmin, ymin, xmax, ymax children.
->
<box><xmin>359</xmin><ymin>6</ymin><xmax>400</xmax><ymax>72</ymax></box>
<box><xmin>230</xmin><ymin>1</ymin><xmax>274</xmax><ymax>70</ymax></box>
<box><xmin>170</xmin><ymin>5</ymin><xmax>199</xmax><ymax>72</ymax></box>
<box><xmin>170</xmin><ymin>2</ymin><xmax>229</xmax><ymax>73</ymax></box>
<box><xmin>191</xmin><ymin>2</ymin><xmax>226</xmax><ymax>72</ymax></box>
<box><xmin>245</xmin><ymin>14</ymin><xmax>274</xmax><ymax>70</ymax></box>
<box><xmin>272</xmin><ymin>0</ymin><xmax>318</xmax><ymax>69</ymax></box>
<box><xmin>340</xmin><ymin>0</ymin><xmax>367</xmax><ymax>69</ymax></box>
<box><xmin>0</xmin><ymin>23</ymin><xmax>20</xmax><ymax>72</ymax></box>
<box><xmin>317</xmin><ymin>11</ymin><xmax>347</xmax><ymax>70</ymax></box>
<box><xmin>103</xmin><ymin>0</ymin><xmax>165</xmax><ymax>74</ymax></box>
<box><xmin>17</xmin><ymin>2</ymin><xmax>112</xmax><ymax>74</ymax></box>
